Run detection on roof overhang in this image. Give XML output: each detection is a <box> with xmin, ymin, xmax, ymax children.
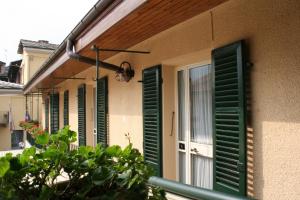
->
<box><xmin>23</xmin><ymin>47</ymin><xmax>55</xmax><ymax>54</ymax></box>
<box><xmin>0</xmin><ymin>89</ymin><xmax>23</xmax><ymax>95</ymax></box>
<box><xmin>24</xmin><ymin>0</ymin><xmax>228</xmax><ymax>94</ymax></box>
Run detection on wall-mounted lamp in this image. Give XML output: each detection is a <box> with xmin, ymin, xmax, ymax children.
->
<box><xmin>115</xmin><ymin>61</ymin><xmax>134</xmax><ymax>82</ymax></box>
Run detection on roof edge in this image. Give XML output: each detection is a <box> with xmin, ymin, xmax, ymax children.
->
<box><xmin>23</xmin><ymin>0</ymin><xmax>120</xmax><ymax>94</ymax></box>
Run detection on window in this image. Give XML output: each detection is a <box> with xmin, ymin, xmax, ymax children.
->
<box><xmin>177</xmin><ymin>64</ymin><xmax>213</xmax><ymax>189</ymax></box>
<box><xmin>45</xmin><ymin>98</ymin><xmax>49</xmax><ymax>131</ymax></box>
<box><xmin>50</xmin><ymin>93</ymin><xmax>59</xmax><ymax>133</ymax></box>
<box><xmin>11</xmin><ymin>130</ymin><xmax>24</xmax><ymax>149</ymax></box>
<box><xmin>93</xmin><ymin>87</ymin><xmax>97</xmax><ymax>147</ymax></box>
<box><xmin>78</xmin><ymin>84</ymin><xmax>86</xmax><ymax>146</ymax></box>
<box><xmin>143</xmin><ymin>65</ymin><xmax>163</xmax><ymax>177</ymax></box>
<box><xmin>63</xmin><ymin>90</ymin><xmax>69</xmax><ymax>126</ymax></box>
<box><xmin>176</xmin><ymin>41</ymin><xmax>247</xmax><ymax>196</ymax></box>
<box><xmin>96</xmin><ymin>77</ymin><xmax>108</xmax><ymax>146</ymax></box>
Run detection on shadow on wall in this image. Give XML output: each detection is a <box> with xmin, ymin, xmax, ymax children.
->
<box><xmin>245</xmin><ymin>45</ymin><xmax>254</xmax><ymax>197</ymax></box>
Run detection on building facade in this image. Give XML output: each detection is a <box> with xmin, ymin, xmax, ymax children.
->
<box><xmin>0</xmin><ymin>81</ymin><xmax>24</xmax><ymax>150</ymax></box>
<box><xmin>0</xmin><ymin>40</ymin><xmax>58</xmax><ymax>151</ymax></box>
<box><xmin>24</xmin><ymin>0</ymin><xmax>300</xmax><ymax>199</ymax></box>
<box><xmin>18</xmin><ymin>39</ymin><xmax>58</xmax><ymax>123</ymax></box>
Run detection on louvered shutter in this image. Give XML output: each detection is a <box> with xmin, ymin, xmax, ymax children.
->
<box><xmin>212</xmin><ymin>41</ymin><xmax>247</xmax><ymax>196</ymax></box>
<box><xmin>78</xmin><ymin>84</ymin><xmax>86</xmax><ymax>146</ymax></box>
<box><xmin>97</xmin><ymin>77</ymin><xmax>108</xmax><ymax>146</ymax></box>
<box><xmin>50</xmin><ymin>93</ymin><xmax>59</xmax><ymax>133</ymax></box>
<box><xmin>45</xmin><ymin>98</ymin><xmax>49</xmax><ymax>131</ymax></box>
<box><xmin>64</xmin><ymin>90</ymin><xmax>69</xmax><ymax>126</ymax></box>
<box><xmin>142</xmin><ymin>65</ymin><xmax>163</xmax><ymax>177</ymax></box>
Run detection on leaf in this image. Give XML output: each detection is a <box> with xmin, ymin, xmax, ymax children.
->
<box><xmin>122</xmin><ymin>144</ymin><xmax>133</xmax><ymax>157</ymax></box>
<box><xmin>106</xmin><ymin>145</ymin><xmax>122</xmax><ymax>157</ymax></box>
<box><xmin>5</xmin><ymin>153</ymin><xmax>13</xmax><ymax>160</ymax></box>
<box><xmin>19</xmin><ymin>147</ymin><xmax>36</xmax><ymax>165</ymax></box>
<box><xmin>23</xmin><ymin>147</ymin><xmax>36</xmax><ymax>157</ymax></box>
<box><xmin>58</xmin><ymin>141</ymin><xmax>68</xmax><ymax>152</ymax></box>
<box><xmin>35</xmin><ymin>133</ymin><xmax>49</xmax><ymax>145</ymax></box>
<box><xmin>44</xmin><ymin>148</ymin><xmax>59</xmax><ymax>159</ymax></box>
<box><xmin>78</xmin><ymin>146</ymin><xmax>93</xmax><ymax>158</ymax></box>
<box><xmin>9</xmin><ymin>157</ymin><xmax>22</xmax><ymax>171</ymax></box>
<box><xmin>128</xmin><ymin>174</ymin><xmax>139</xmax><ymax>189</ymax></box>
<box><xmin>50</xmin><ymin>134</ymin><xmax>59</xmax><ymax>143</ymax></box>
<box><xmin>0</xmin><ymin>159</ymin><xmax>10</xmax><ymax>177</ymax></box>
<box><xmin>38</xmin><ymin>185</ymin><xmax>54</xmax><ymax>200</ymax></box>
<box><xmin>92</xmin><ymin>167</ymin><xmax>114</xmax><ymax>186</ymax></box>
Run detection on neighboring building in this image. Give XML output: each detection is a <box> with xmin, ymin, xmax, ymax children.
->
<box><xmin>0</xmin><ymin>61</ymin><xmax>8</xmax><ymax>82</ymax></box>
<box><xmin>18</xmin><ymin>39</ymin><xmax>58</xmax><ymax>85</ymax></box>
<box><xmin>0</xmin><ymin>61</ymin><xmax>5</xmax><ymax>74</ymax></box>
<box><xmin>0</xmin><ymin>60</ymin><xmax>21</xmax><ymax>83</ymax></box>
<box><xmin>7</xmin><ymin>60</ymin><xmax>22</xmax><ymax>83</ymax></box>
<box><xmin>0</xmin><ymin>81</ymin><xmax>24</xmax><ymax>150</ymax></box>
<box><xmin>22</xmin><ymin>0</ymin><xmax>300</xmax><ymax>199</ymax></box>
<box><xmin>17</xmin><ymin>39</ymin><xmax>58</xmax><ymax>122</ymax></box>
<box><xmin>0</xmin><ymin>40</ymin><xmax>58</xmax><ymax>151</ymax></box>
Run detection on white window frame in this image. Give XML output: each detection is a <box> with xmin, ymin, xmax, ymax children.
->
<box><xmin>175</xmin><ymin>61</ymin><xmax>212</xmax><ymax>186</ymax></box>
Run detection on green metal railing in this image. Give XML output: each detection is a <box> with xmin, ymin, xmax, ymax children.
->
<box><xmin>148</xmin><ymin>177</ymin><xmax>251</xmax><ymax>200</ymax></box>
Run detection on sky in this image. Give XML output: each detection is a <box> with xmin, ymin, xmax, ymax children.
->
<box><xmin>0</xmin><ymin>0</ymin><xmax>98</xmax><ymax>64</ymax></box>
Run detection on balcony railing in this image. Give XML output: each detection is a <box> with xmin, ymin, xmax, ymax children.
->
<box><xmin>69</xmin><ymin>143</ymin><xmax>79</xmax><ymax>150</ymax></box>
<box><xmin>149</xmin><ymin>177</ymin><xmax>251</xmax><ymax>200</ymax></box>
<box><xmin>0</xmin><ymin>149</ymin><xmax>23</xmax><ymax>157</ymax></box>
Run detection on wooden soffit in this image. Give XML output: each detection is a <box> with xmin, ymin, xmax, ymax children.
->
<box><xmin>30</xmin><ymin>0</ymin><xmax>228</xmax><ymax>92</ymax></box>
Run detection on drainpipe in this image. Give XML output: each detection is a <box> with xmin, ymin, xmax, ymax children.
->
<box><xmin>23</xmin><ymin>0</ymin><xmax>120</xmax><ymax>93</ymax></box>
<box><xmin>66</xmin><ymin>40</ymin><xmax>122</xmax><ymax>72</ymax></box>
<box><xmin>66</xmin><ymin>39</ymin><xmax>123</xmax><ymax>147</ymax></box>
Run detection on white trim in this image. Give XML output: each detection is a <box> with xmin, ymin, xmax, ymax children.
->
<box><xmin>0</xmin><ymin>90</ymin><xmax>23</xmax><ymax>95</ymax></box>
<box><xmin>93</xmin><ymin>87</ymin><xmax>97</xmax><ymax>147</ymax></box>
<box><xmin>166</xmin><ymin>192</ymin><xmax>191</xmax><ymax>200</ymax></box>
<box><xmin>23</xmin><ymin>47</ymin><xmax>55</xmax><ymax>54</ymax></box>
<box><xmin>175</xmin><ymin>61</ymin><xmax>211</xmax><ymax>185</ymax></box>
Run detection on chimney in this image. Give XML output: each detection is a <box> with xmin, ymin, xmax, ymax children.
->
<box><xmin>38</xmin><ymin>40</ymin><xmax>49</xmax><ymax>44</ymax></box>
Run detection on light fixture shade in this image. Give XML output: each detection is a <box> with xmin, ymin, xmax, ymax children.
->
<box><xmin>115</xmin><ymin>61</ymin><xmax>134</xmax><ymax>82</ymax></box>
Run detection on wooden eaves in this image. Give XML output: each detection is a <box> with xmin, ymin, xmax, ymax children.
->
<box><xmin>24</xmin><ymin>0</ymin><xmax>228</xmax><ymax>94</ymax></box>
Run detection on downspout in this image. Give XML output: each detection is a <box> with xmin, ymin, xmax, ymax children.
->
<box><xmin>66</xmin><ymin>39</ymin><xmax>122</xmax><ymax>72</ymax></box>
<box><xmin>23</xmin><ymin>0</ymin><xmax>120</xmax><ymax>93</ymax></box>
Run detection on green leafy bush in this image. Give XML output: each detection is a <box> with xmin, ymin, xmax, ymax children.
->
<box><xmin>0</xmin><ymin>126</ymin><xmax>166</xmax><ymax>200</ymax></box>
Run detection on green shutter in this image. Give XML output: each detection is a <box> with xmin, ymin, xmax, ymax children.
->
<box><xmin>97</xmin><ymin>77</ymin><xmax>108</xmax><ymax>146</ymax></box>
<box><xmin>64</xmin><ymin>90</ymin><xmax>69</xmax><ymax>126</ymax></box>
<box><xmin>142</xmin><ymin>65</ymin><xmax>163</xmax><ymax>177</ymax></box>
<box><xmin>78</xmin><ymin>84</ymin><xmax>86</xmax><ymax>146</ymax></box>
<box><xmin>50</xmin><ymin>93</ymin><xmax>59</xmax><ymax>133</ymax></box>
<box><xmin>45</xmin><ymin>98</ymin><xmax>49</xmax><ymax>131</ymax></box>
<box><xmin>212</xmin><ymin>41</ymin><xmax>247</xmax><ymax>196</ymax></box>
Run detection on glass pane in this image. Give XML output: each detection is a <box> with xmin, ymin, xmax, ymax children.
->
<box><xmin>177</xmin><ymin>70</ymin><xmax>186</xmax><ymax>141</ymax></box>
<box><xmin>191</xmin><ymin>154</ymin><xmax>213</xmax><ymax>189</ymax></box>
<box><xmin>189</xmin><ymin>65</ymin><xmax>212</xmax><ymax>145</ymax></box>
<box><xmin>179</xmin><ymin>151</ymin><xmax>186</xmax><ymax>184</ymax></box>
<box><xmin>93</xmin><ymin>88</ymin><xmax>96</xmax><ymax>129</ymax></box>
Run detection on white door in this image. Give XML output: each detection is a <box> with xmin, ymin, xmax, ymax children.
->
<box><xmin>177</xmin><ymin>64</ymin><xmax>213</xmax><ymax>189</ymax></box>
<box><xmin>93</xmin><ymin>87</ymin><xmax>97</xmax><ymax>147</ymax></box>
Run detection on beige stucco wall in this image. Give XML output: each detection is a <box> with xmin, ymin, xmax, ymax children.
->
<box><xmin>21</xmin><ymin>49</ymin><xmax>53</xmax><ymax>85</ymax></box>
<box><xmin>20</xmin><ymin>48</ymin><xmax>52</xmax><ymax>124</ymax></box>
<box><xmin>0</xmin><ymin>95</ymin><xmax>25</xmax><ymax>150</ymax></box>
<box><xmin>42</xmin><ymin>0</ymin><xmax>300</xmax><ymax>199</ymax></box>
